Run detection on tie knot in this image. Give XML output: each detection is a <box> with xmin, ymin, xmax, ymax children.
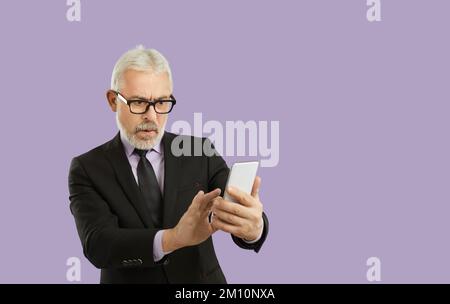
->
<box><xmin>134</xmin><ymin>148</ymin><xmax>149</xmax><ymax>158</ymax></box>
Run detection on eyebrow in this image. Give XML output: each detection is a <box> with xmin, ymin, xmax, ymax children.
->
<box><xmin>128</xmin><ymin>95</ymin><xmax>170</xmax><ymax>100</ymax></box>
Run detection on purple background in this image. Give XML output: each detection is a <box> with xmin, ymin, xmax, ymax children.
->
<box><xmin>0</xmin><ymin>0</ymin><xmax>449</xmax><ymax>283</ymax></box>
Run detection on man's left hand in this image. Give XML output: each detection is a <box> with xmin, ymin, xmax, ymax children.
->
<box><xmin>211</xmin><ymin>176</ymin><xmax>264</xmax><ymax>241</ymax></box>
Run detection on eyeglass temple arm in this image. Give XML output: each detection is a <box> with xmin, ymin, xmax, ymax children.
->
<box><xmin>115</xmin><ymin>92</ymin><xmax>129</xmax><ymax>105</ymax></box>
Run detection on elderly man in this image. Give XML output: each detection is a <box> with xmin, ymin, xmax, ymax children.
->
<box><xmin>68</xmin><ymin>45</ymin><xmax>269</xmax><ymax>284</ymax></box>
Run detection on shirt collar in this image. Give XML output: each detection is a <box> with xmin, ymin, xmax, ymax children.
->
<box><xmin>119</xmin><ymin>131</ymin><xmax>163</xmax><ymax>157</ymax></box>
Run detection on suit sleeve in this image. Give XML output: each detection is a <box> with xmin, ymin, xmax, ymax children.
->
<box><xmin>204</xmin><ymin>138</ymin><xmax>269</xmax><ymax>253</ymax></box>
<box><xmin>68</xmin><ymin>157</ymin><xmax>165</xmax><ymax>269</ymax></box>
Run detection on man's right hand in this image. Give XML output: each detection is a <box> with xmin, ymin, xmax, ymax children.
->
<box><xmin>162</xmin><ymin>188</ymin><xmax>221</xmax><ymax>253</ymax></box>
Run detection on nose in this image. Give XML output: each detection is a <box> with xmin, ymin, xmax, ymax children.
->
<box><xmin>142</xmin><ymin>104</ymin><xmax>158</xmax><ymax>122</ymax></box>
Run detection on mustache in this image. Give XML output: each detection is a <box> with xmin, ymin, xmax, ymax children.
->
<box><xmin>135</xmin><ymin>122</ymin><xmax>159</xmax><ymax>133</ymax></box>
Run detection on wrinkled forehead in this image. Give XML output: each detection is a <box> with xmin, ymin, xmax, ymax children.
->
<box><xmin>120</xmin><ymin>69</ymin><xmax>172</xmax><ymax>100</ymax></box>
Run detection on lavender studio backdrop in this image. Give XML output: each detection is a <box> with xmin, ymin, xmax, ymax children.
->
<box><xmin>0</xmin><ymin>0</ymin><xmax>449</xmax><ymax>283</ymax></box>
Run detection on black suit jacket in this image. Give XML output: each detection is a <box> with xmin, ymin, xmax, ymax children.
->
<box><xmin>68</xmin><ymin>132</ymin><xmax>269</xmax><ymax>284</ymax></box>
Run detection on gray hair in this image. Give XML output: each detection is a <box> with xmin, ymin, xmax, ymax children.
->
<box><xmin>110</xmin><ymin>45</ymin><xmax>173</xmax><ymax>91</ymax></box>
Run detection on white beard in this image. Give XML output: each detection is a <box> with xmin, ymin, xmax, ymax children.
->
<box><xmin>116</xmin><ymin>114</ymin><xmax>166</xmax><ymax>150</ymax></box>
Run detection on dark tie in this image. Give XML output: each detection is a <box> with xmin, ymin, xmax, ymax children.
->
<box><xmin>134</xmin><ymin>148</ymin><xmax>163</xmax><ymax>228</ymax></box>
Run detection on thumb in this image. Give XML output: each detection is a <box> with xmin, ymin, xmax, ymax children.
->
<box><xmin>251</xmin><ymin>176</ymin><xmax>261</xmax><ymax>199</ymax></box>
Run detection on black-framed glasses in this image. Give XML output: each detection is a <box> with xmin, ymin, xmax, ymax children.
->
<box><xmin>115</xmin><ymin>91</ymin><xmax>176</xmax><ymax>114</ymax></box>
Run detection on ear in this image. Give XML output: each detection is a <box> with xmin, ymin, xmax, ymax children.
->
<box><xmin>106</xmin><ymin>90</ymin><xmax>117</xmax><ymax>112</ymax></box>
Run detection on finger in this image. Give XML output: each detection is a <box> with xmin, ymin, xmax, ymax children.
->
<box><xmin>201</xmin><ymin>188</ymin><xmax>221</xmax><ymax>204</ymax></box>
<box><xmin>199</xmin><ymin>188</ymin><xmax>221</xmax><ymax>211</ymax></box>
<box><xmin>211</xmin><ymin>218</ymin><xmax>219</xmax><ymax>233</ymax></box>
<box><xmin>212</xmin><ymin>197</ymin><xmax>252</xmax><ymax>220</ymax></box>
<box><xmin>213</xmin><ymin>208</ymin><xmax>245</xmax><ymax>227</ymax></box>
<box><xmin>190</xmin><ymin>190</ymin><xmax>204</xmax><ymax>210</ymax></box>
<box><xmin>211</xmin><ymin>216</ymin><xmax>240</xmax><ymax>236</ymax></box>
<box><xmin>225</xmin><ymin>186</ymin><xmax>255</xmax><ymax>207</ymax></box>
<box><xmin>200</xmin><ymin>199</ymin><xmax>216</xmax><ymax>218</ymax></box>
<box><xmin>251</xmin><ymin>176</ymin><xmax>261</xmax><ymax>199</ymax></box>
<box><xmin>192</xmin><ymin>188</ymin><xmax>221</xmax><ymax>211</ymax></box>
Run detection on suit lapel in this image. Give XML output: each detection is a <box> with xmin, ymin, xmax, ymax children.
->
<box><xmin>162</xmin><ymin>132</ymin><xmax>182</xmax><ymax>228</ymax></box>
<box><xmin>104</xmin><ymin>133</ymin><xmax>154</xmax><ymax>228</ymax></box>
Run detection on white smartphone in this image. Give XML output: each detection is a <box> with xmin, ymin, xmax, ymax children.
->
<box><xmin>223</xmin><ymin>161</ymin><xmax>259</xmax><ymax>203</ymax></box>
